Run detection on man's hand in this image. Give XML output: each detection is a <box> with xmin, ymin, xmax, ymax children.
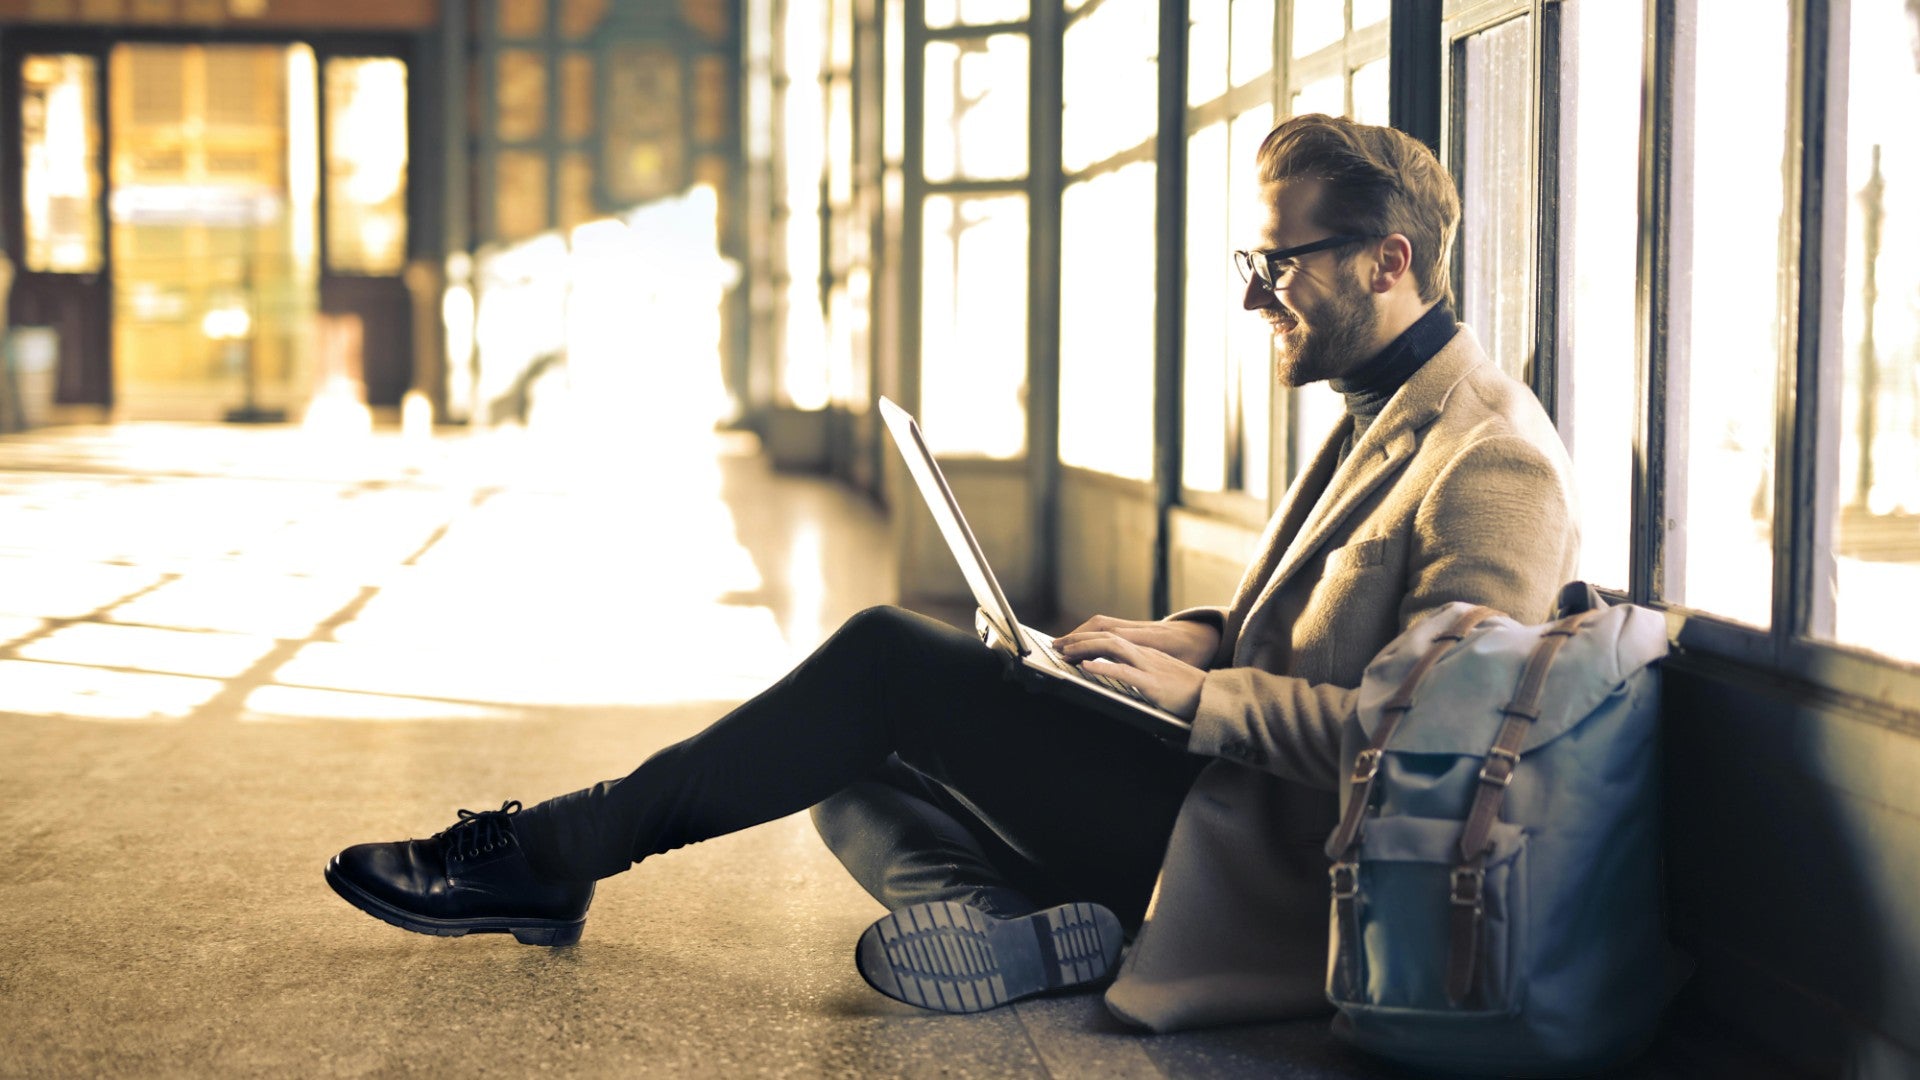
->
<box><xmin>1057</xmin><ymin>615</ymin><xmax>1220</xmax><ymax>669</ymax></box>
<box><xmin>1052</xmin><ymin>617</ymin><xmax>1220</xmax><ymax>721</ymax></box>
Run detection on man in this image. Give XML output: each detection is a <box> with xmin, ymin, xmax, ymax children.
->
<box><xmin>325</xmin><ymin>114</ymin><xmax>1576</xmax><ymax>1030</ymax></box>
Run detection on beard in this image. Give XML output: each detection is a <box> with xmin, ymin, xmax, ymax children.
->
<box><xmin>1270</xmin><ymin>276</ymin><xmax>1380</xmax><ymax>388</ymax></box>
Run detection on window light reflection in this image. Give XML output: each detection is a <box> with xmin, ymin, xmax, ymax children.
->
<box><xmin>15</xmin><ymin>623</ymin><xmax>279</xmax><ymax>680</ymax></box>
<box><xmin>0</xmin><ymin>659</ymin><xmax>220</xmax><ymax>723</ymax></box>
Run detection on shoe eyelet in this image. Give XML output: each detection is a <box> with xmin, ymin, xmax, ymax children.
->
<box><xmin>468</xmin><ymin>849</ymin><xmax>479</xmax><ymax>858</ymax></box>
<box><xmin>483</xmin><ymin>843</ymin><xmax>494</xmax><ymax>853</ymax></box>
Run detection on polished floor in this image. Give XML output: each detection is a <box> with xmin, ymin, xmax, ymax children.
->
<box><xmin>0</xmin><ymin>420</ymin><xmax>1741</xmax><ymax>1078</ymax></box>
<box><xmin>0</xmin><ymin>419</ymin><xmax>1374</xmax><ymax>1078</ymax></box>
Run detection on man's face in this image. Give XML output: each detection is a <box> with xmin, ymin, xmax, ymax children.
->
<box><xmin>1242</xmin><ymin>180</ymin><xmax>1381</xmax><ymax>387</ymax></box>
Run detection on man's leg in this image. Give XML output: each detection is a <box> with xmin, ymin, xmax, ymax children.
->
<box><xmin>809</xmin><ymin>755</ymin><xmax>1061</xmax><ymax>921</ymax></box>
<box><xmin>327</xmin><ymin>605</ymin><xmax>1199</xmax><ymax>974</ymax></box>
<box><xmin>510</xmin><ymin>605</ymin><xmax>1199</xmax><ymax>913</ymax></box>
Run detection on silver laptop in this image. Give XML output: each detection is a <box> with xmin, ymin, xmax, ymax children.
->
<box><xmin>878</xmin><ymin>396</ymin><xmax>1193</xmax><ymax>743</ymax></box>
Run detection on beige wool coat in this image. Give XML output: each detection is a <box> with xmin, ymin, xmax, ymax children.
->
<box><xmin>1103</xmin><ymin>323</ymin><xmax>1580</xmax><ymax>1032</ymax></box>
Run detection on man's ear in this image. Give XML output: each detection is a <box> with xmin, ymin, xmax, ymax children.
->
<box><xmin>1369</xmin><ymin>234</ymin><xmax>1414</xmax><ymax>294</ymax></box>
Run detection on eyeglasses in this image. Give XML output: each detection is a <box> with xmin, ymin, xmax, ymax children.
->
<box><xmin>1232</xmin><ymin>234</ymin><xmax>1369</xmax><ymax>290</ymax></box>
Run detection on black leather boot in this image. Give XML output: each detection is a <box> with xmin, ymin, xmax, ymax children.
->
<box><xmin>855</xmin><ymin>900</ymin><xmax>1124</xmax><ymax>1013</ymax></box>
<box><xmin>325</xmin><ymin>801</ymin><xmax>594</xmax><ymax>946</ymax></box>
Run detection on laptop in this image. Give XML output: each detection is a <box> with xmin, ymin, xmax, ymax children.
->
<box><xmin>878</xmin><ymin>396</ymin><xmax>1193</xmax><ymax>744</ymax></box>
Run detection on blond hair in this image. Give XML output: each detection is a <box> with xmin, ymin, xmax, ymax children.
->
<box><xmin>1256</xmin><ymin>113</ymin><xmax>1460</xmax><ymax>308</ymax></box>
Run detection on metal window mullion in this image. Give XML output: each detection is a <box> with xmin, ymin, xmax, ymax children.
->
<box><xmin>924</xmin><ymin>19</ymin><xmax>1030</xmax><ymax>40</ymax></box>
<box><xmin>898</xmin><ymin>0</ymin><xmax>925</xmax><ymax>417</ymax></box>
<box><xmin>1529</xmin><ymin>0</ymin><xmax>1560</xmax><ymax>418</ymax></box>
<box><xmin>1152</xmin><ymin>0</ymin><xmax>1188</xmax><ymax>619</ymax></box>
<box><xmin>478</xmin><ymin>0</ymin><xmax>500</xmax><ymax>243</ymax></box>
<box><xmin>1632</xmin><ymin>0</ymin><xmax>1684</xmax><ymax>606</ymax></box>
<box><xmin>544</xmin><ymin>1</ymin><xmax>560</xmax><ymax>231</ymax></box>
<box><xmin>1029</xmin><ymin>0</ymin><xmax>1063</xmax><ymax>623</ymax></box>
<box><xmin>1775</xmin><ymin>0</ymin><xmax>1845</xmax><ymax>642</ymax></box>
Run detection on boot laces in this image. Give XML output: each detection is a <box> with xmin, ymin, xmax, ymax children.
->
<box><xmin>438</xmin><ymin>800</ymin><xmax>522</xmax><ymax>863</ymax></box>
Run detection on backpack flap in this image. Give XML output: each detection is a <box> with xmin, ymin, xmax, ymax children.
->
<box><xmin>1351</xmin><ymin>602</ymin><xmax>1668</xmax><ymax>760</ymax></box>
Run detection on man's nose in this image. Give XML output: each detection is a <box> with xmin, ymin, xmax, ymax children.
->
<box><xmin>1242</xmin><ymin>276</ymin><xmax>1270</xmax><ymax>311</ymax></box>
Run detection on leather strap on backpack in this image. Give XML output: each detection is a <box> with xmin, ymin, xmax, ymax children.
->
<box><xmin>1444</xmin><ymin>609</ymin><xmax>1605</xmax><ymax>1006</ymax></box>
<box><xmin>1326</xmin><ymin>604</ymin><xmax>1497</xmax><ymax>996</ymax></box>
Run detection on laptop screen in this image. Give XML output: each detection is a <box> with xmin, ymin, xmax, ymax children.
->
<box><xmin>877</xmin><ymin>397</ymin><xmax>1026</xmax><ymax>653</ymax></box>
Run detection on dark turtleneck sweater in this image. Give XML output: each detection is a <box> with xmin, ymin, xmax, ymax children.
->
<box><xmin>1329</xmin><ymin>302</ymin><xmax>1457</xmax><ymax>464</ymax></box>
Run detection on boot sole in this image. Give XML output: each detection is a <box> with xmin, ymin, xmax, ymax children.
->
<box><xmin>324</xmin><ymin>858</ymin><xmax>586</xmax><ymax>947</ymax></box>
<box><xmin>854</xmin><ymin>900</ymin><xmax>1123</xmax><ymax>1014</ymax></box>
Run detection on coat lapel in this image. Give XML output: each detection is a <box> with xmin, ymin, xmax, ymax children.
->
<box><xmin>1241</xmin><ymin>325</ymin><xmax>1488</xmax><ymax>624</ymax></box>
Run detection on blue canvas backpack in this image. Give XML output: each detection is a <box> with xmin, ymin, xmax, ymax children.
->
<box><xmin>1324</xmin><ymin>583</ymin><xmax>1675</xmax><ymax>1077</ymax></box>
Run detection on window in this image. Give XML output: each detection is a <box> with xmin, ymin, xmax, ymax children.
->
<box><xmin>1827</xmin><ymin>0</ymin><xmax>1920</xmax><ymax>663</ymax></box>
<box><xmin>1058</xmin><ymin>0</ymin><xmax>1159</xmax><ymax>479</ymax></box>
<box><xmin>21</xmin><ymin>54</ymin><xmax>102</xmax><ymax>274</ymax></box>
<box><xmin>924</xmin><ymin>35</ymin><xmax>1029</xmax><ymax>182</ymax></box>
<box><xmin>1183</xmin><ymin>0</ymin><xmax>1277</xmax><ymax>501</ymax></box>
<box><xmin>1557</xmin><ymin>0</ymin><xmax>1643</xmax><ymax>592</ymax></box>
<box><xmin>1287</xmin><ymin>3</ymin><xmax>1393</xmax><ymax>482</ymax></box>
<box><xmin>1453</xmin><ymin>14</ymin><xmax>1534</xmax><ymax>385</ymax></box>
<box><xmin>1666</xmin><ymin>0</ymin><xmax>1792</xmax><ymax>628</ymax></box>
<box><xmin>323</xmin><ymin>58</ymin><xmax>408</xmax><ymax>276</ymax></box>
<box><xmin>925</xmin><ymin>0</ymin><xmax>1026</xmax><ymax>28</ymax></box>
<box><xmin>921</xmin><ymin>194</ymin><xmax>1029</xmax><ymax>455</ymax></box>
<box><xmin>918</xmin><ymin>10</ymin><xmax>1032</xmax><ymax>453</ymax></box>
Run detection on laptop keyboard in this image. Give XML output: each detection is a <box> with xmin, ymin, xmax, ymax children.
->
<box><xmin>1034</xmin><ymin>636</ymin><xmax>1152</xmax><ymax>703</ymax></box>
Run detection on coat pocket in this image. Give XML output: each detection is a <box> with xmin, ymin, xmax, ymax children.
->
<box><xmin>1326</xmin><ymin>815</ymin><xmax>1528</xmax><ymax>1017</ymax></box>
<box><xmin>1323</xmin><ymin>535</ymin><xmax>1388</xmax><ymax>575</ymax></box>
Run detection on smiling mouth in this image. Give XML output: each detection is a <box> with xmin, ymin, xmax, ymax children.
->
<box><xmin>1266</xmin><ymin>306</ymin><xmax>1300</xmax><ymax>335</ymax></box>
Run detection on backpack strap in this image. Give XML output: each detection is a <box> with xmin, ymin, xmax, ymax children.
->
<box><xmin>1326</xmin><ymin>604</ymin><xmax>1498</xmax><ymax>996</ymax></box>
<box><xmin>1444</xmin><ymin>608</ymin><xmax>1606</xmax><ymax>1006</ymax></box>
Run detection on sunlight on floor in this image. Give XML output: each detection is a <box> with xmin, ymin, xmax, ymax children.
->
<box><xmin>0</xmin><ymin>189</ymin><xmax>817</xmax><ymax>726</ymax></box>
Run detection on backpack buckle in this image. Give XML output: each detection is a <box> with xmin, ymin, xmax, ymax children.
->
<box><xmin>1477</xmin><ymin>746</ymin><xmax>1520</xmax><ymax>788</ymax></box>
<box><xmin>1351</xmin><ymin>748</ymin><xmax>1383</xmax><ymax>784</ymax></box>
<box><xmin>1450</xmin><ymin>866</ymin><xmax>1485</xmax><ymax>909</ymax></box>
<box><xmin>1330</xmin><ymin>862</ymin><xmax>1360</xmax><ymax>900</ymax></box>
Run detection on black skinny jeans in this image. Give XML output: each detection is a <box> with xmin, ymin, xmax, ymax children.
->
<box><xmin>513</xmin><ymin>606</ymin><xmax>1206</xmax><ymax>931</ymax></box>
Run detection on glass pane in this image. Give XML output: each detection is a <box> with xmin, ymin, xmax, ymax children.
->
<box><xmin>1563</xmin><ymin>0</ymin><xmax>1643</xmax><ymax>592</ymax></box>
<box><xmin>498</xmin><ymin>0</ymin><xmax>546</xmax><ymax>37</ymax></box>
<box><xmin>1458</xmin><ymin>17</ymin><xmax>1533</xmax><ymax>383</ymax></box>
<box><xmin>924</xmin><ymin>34</ymin><xmax>1029</xmax><ymax>182</ymax></box>
<box><xmin>1292</xmin><ymin>0</ymin><xmax>1343</xmax><ymax>58</ymax></box>
<box><xmin>925</xmin><ymin>0</ymin><xmax>1027</xmax><ymax>29</ymax></box>
<box><xmin>496</xmin><ymin>150</ymin><xmax>549</xmax><ymax>239</ymax></box>
<box><xmin>1830</xmin><ymin>0</ymin><xmax>1920</xmax><ymax>661</ymax></box>
<box><xmin>921</xmin><ymin>193</ymin><xmax>1029</xmax><ymax>457</ymax></box>
<box><xmin>1353</xmin><ymin>0</ymin><xmax>1391</xmax><ymax>30</ymax></box>
<box><xmin>561</xmin><ymin>53</ymin><xmax>594</xmax><ymax>141</ymax></box>
<box><xmin>1188</xmin><ymin>0</ymin><xmax>1229</xmax><ymax>105</ymax></box>
<box><xmin>1061</xmin><ymin>162</ymin><xmax>1157</xmax><ymax>480</ymax></box>
<box><xmin>1062</xmin><ymin>0</ymin><xmax>1157</xmax><ymax>173</ymax></box>
<box><xmin>1184</xmin><ymin>122</ymin><xmax>1230</xmax><ymax>492</ymax></box>
<box><xmin>496</xmin><ymin>49</ymin><xmax>547</xmax><ymax>143</ymax></box>
<box><xmin>1351</xmin><ymin>57</ymin><xmax>1390</xmax><ymax>124</ymax></box>
<box><xmin>1675</xmin><ymin>0</ymin><xmax>1789</xmax><ymax>625</ymax></box>
<box><xmin>884</xmin><ymin>0</ymin><xmax>905</xmax><ymax>162</ymax></box>
<box><xmin>560</xmin><ymin>0</ymin><xmax>608</xmax><ymax>39</ymax></box>
<box><xmin>1291</xmin><ymin>75</ymin><xmax>1342</xmax><ymax>118</ymax></box>
<box><xmin>21</xmin><ymin>54</ymin><xmax>102</xmax><ymax>274</ymax></box>
<box><xmin>558</xmin><ymin>151</ymin><xmax>594</xmax><ymax>229</ymax></box>
<box><xmin>693</xmin><ymin>54</ymin><xmax>731</xmax><ymax>144</ymax></box>
<box><xmin>323</xmin><ymin>57</ymin><xmax>409</xmax><ymax>275</ymax></box>
<box><xmin>1229</xmin><ymin>0</ymin><xmax>1274</xmax><ymax>88</ymax></box>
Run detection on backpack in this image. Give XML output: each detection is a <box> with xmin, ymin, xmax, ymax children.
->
<box><xmin>1323</xmin><ymin>582</ymin><xmax>1676</xmax><ymax>1077</ymax></box>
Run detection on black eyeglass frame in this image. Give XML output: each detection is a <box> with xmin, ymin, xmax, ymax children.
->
<box><xmin>1232</xmin><ymin>234</ymin><xmax>1371</xmax><ymax>289</ymax></box>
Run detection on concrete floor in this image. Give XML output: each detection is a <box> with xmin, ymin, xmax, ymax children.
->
<box><xmin>0</xmin><ymin>421</ymin><xmax>1725</xmax><ymax>1078</ymax></box>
